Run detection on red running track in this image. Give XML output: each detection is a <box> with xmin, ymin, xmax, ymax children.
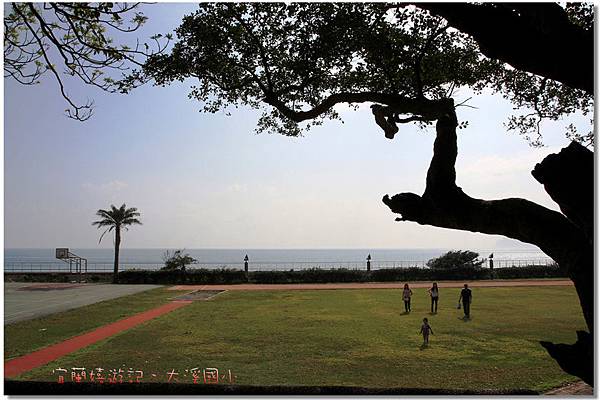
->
<box><xmin>5</xmin><ymin>301</ymin><xmax>191</xmax><ymax>378</ymax></box>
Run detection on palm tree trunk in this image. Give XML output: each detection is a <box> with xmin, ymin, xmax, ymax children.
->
<box><xmin>113</xmin><ymin>226</ymin><xmax>121</xmax><ymax>284</ymax></box>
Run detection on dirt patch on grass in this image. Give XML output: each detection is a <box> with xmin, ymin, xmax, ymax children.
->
<box><xmin>17</xmin><ymin>283</ymin><xmax>87</xmax><ymax>291</ymax></box>
<box><xmin>172</xmin><ymin>290</ymin><xmax>226</xmax><ymax>301</ymax></box>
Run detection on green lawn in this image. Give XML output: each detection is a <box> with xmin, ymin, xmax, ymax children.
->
<box><xmin>10</xmin><ymin>287</ymin><xmax>585</xmax><ymax>392</ymax></box>
<box><xmin>5</xmin><ymin>287</ymin><xmax>186</xmax><ymax>360</ymax></box>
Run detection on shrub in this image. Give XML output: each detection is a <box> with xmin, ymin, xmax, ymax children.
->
<box><xmin>161</xmin><ymin>250</ymin><xmax>197</xmax><ymax>272</ymax></box>
<box><xmin>427</xmin><ymin>250</ymin><xmax>484</xmax><ymax>269</ymax></box>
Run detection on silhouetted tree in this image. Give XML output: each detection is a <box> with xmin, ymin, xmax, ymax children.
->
<box><xmin>427</xmin><ymin>251</ymin><xmax>483</xmax><ymax>270</ymax></box>
<box><xmin>131</xmin><ymin>4</ymin><xmax>593</xmax><ymax>383</ymax></box>
<box><xmin>92</xmin><ymin>204</ymin><xmax>142</xmax><ymax>283</ymax></box>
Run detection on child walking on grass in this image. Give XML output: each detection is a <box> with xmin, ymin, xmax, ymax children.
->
<box><xmin>420</xmin><ymin>317</ymin><xmax>434</xmax><ymax>345</ymax></box>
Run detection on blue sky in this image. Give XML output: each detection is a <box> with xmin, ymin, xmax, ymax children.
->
<box><xmin>4</xmin><ymin>3</ymin><xmax>583</xmax><ymax>250</ymax></box>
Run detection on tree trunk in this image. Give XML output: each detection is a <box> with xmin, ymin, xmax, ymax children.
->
<box><xmin>113</xmin><ymin>226</ymin><xmax>121</xmax><ymax>284</ymax></box>
<box><xmin>382</xmin><ymin>111</ymin><xmax>593</xmax><ymax>384</ymax></box>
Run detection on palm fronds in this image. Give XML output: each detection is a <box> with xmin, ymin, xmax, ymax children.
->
<box><xmin>92</xmin><ymin>203</ymin><xmax>142</xmax><ymax>243</ymax></box>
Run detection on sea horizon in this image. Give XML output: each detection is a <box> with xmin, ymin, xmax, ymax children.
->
<box><xmin>4</xmin><ymin>247</ymin><xmax>551</xmax><ymax>272</ymax></box>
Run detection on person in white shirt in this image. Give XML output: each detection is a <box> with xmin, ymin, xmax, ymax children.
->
<box><xmin>427</xmin><ymin>282</ymin><xmax>440</xmax><ymax>313</ymax></box>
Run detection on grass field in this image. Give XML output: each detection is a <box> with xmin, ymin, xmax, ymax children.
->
<box><xmin>4</xmin><ymin>287</ymin><xmax>185</xmax><ymax>360</ymax></box>
<box><xmin>8</xmin><ymin>286</ymin><xmax>585</xmax><ymax>392</ymax></box>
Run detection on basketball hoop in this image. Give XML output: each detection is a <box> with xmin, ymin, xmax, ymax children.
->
<box><xmin>56</xmin><ymin>248</ymin><xmax>69</xmax><ymax>259</ymax></box>
<box><xmin>55</xmin><ymin>248</ymin><xmax>88</xmax><ymax>281</ymax></box>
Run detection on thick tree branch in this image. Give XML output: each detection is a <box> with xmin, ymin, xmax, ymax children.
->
<box><xmin>382</xmin><ymin>112</ymin><xmax>592</xmax><ymax>334</ymax></box>
<box><xmin>413</xmin><ymin>3</ymin><xmax>593</xmax><ymax>94</ymax></box>
<box><xmin>541</xmin><ymin>331</ymin><xmax>593</xmax><ymax>386</ymax></box>
<box><xmin>531</xmin><ymin>142</ymin><xmax>594</xmax><ymax>243</ymax></box>
<box><xmin>264</xmin><ymin>91</ymin><xmax>453</xmax><ymax>125</ymax></box>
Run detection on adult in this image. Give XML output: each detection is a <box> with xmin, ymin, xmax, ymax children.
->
<box><xmin>402</xmin><ymin>283</ymin><xmax>413</xmax><ymax>313</ymax></box>
<box><xmin>458</xmin><ymin>283</ymin><xmax>472</xmax><ymax>318</ymax></box>
<box><xmin>428</xmin><ymin>282</ymin><xmax>440</xmax><ymax>313</ymax></box>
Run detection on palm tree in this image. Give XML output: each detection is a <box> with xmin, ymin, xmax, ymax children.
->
<box><xmin>92</xmin><ymin>204</ymin><xmax>142</xmax><ymax>283</ymax></box>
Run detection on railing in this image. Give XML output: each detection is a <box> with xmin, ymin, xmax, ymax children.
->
<box><xmin>4</xmin><ymin>258</ymin><xmax>557</xmax><ymax>273</ymax></box>
<box><xmin>491</xmin><ymin>259</ymin><xmax>557</xmax><ymax>268</ymax></box>
<box><xmin>4</xmin><ymin>262</ymin><xmax>161</xmax><ymax>273</ymax></box>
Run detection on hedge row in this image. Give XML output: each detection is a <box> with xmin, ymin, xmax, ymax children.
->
<box><xmin>117</xmin><ymin>268</ymin><xmax>248</xmax><ymax>284</ymax></box>
<box><xmin>492</xmin><ymin>265</ymin><xmax>566</xmax><ymax>279</ymax></box>
<box><xmin>115</xmin><ymin>264</ymin><xmax>566</xmax><ymax>285</ymax></box>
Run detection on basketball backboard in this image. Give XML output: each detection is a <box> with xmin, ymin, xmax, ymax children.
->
<box><xmin>56</xmin><ymin>248</ymin><xmax>69</xmax><ymax>259</ymax></box>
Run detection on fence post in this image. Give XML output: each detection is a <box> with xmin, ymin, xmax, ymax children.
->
<box><xmin>244</xmin><ymin>254</ymin><xmax>249</xmax><ymax>282</ymax></box>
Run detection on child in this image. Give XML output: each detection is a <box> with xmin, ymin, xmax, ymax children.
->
<box><xmin>420</xmin><ymin>317</ymin><xmax>434</xmax><ymax>345</ymax></box>
<box><xmin>402</xmin><ymin>283</ymin><xmax>413</xmax><ymax>313</ymax></box>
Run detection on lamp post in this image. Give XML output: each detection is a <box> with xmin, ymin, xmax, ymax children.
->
<box><xmin>488</xmin><ymin>253</ymin><xmax>494</xmax><ymax>280</ymax></box>
<box><xmin>366</xmin><ymin>254</ymin><xmax>371</xmax><ymax>272</ymax></box>
<box><xmin>244</xmin><ymin>254</ymin><xmax>249</xmax><ymax>274</ymax></box>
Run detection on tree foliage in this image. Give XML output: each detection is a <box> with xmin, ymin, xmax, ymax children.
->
<box><xmin>131</xmin><ymin>3</ymin><xmax>592</xmax><ymax>146</ymax></box>
<box><xmin>6</xmin><ymin>3</ymin><xmax>592</xmax><ymax>146</ymax></box>
<box><xmin>92</xmin><ymin>203</ymin><xmax>142</xmax><ymax>243</ymax></box>
<box><xmin>426</xmin><ymin>250</ymin><xmax>484</xmax><ymax>270</ymax></box>
<box><xmin>161</xmin><ymin>249</ymin><xmax>197</xmax><ymax>272</ymax></box>
<box><xmin>4</xmin><ymin>2</ymin><xmax>170</xmax><ymax>120</ymax></box>
<box><xmin>413</xmin><ymin>3</ymin><xmax>594</xmax><ymax>147</ymax></box>
<box><xmin>133</xmin><ymin>3</ymin><xmax>494</xmax><ymax>137</ymax></box>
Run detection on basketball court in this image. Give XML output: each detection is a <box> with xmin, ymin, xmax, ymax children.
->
<box><xmin>4</xmin><ymin>283</ymin><xmax>162</xmax><ymax>325</ymax></box>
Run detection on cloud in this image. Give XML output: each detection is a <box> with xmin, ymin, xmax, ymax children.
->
<box><xmin>82</xmin><ymin>180</ymin><xmax>128</xmax><ymax>192</ymax></box>
<box><xmin>457</xmin><ymin>147</ymin><xmax>561</xmax><ymax>182</ymax></box>
<box><xmin>455</xmin><ymin>147</ymin><xmax>563</xmax><ymax>211</ymax></box>
<box><xmin>225</xmin><ymin>183</ymin><xmax>248</xmax><ymax>193</ymax></box>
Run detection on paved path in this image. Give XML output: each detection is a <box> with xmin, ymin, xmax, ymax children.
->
<box><xmin>4</xmin><ymin>283</ymin><xmax>162</xmax><ymax>325</ymax></box>
<box><xmin>169</xmin><ymin>279</ymin><xmax>573</xmax><ymax>291</ymax></box>
<box><xmin>544</xmin><ymin>381</ymin><xmax>593</xmax><ymax>395</ymax></box>
<box><xmin>4</xmin><ymin>300</ymin><xmax>191</xmax><ymax>378</ymax></box>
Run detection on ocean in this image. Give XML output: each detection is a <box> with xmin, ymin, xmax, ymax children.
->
<box><xmin>4</xmin><ymin>248</ymin><xmax>552</xmax><ymax>272</ymax></box>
